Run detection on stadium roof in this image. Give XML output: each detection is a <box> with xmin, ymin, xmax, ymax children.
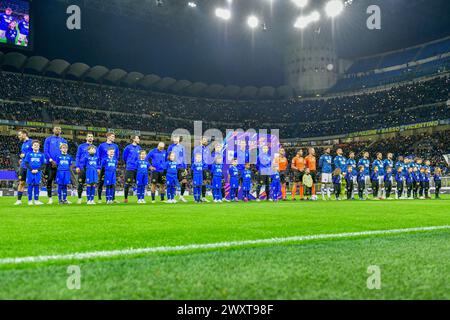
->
<box><xmin>0</xmin><ymin>52</ymin><xmax>284</xmax><ymax>100</ymax></box>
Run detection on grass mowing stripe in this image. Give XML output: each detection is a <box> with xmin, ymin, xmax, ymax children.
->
<box><xmin>1</xmin><ymin>225</ymin><xmax>448</xmax><ymax>265</ymax></box>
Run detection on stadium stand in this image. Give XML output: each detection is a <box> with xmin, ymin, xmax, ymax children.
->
<box><xmin>0</xmin><ymin>72</ymin><xmax>449</xmax><ymax>139</ymax></box>
<box><xmin>334</xmin><ymin>37</ymin><xmax>450</xmax><ymax>92</ymax></box>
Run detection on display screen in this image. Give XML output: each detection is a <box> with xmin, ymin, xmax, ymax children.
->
<box><xmin>0</xmin><ymin>0</ymin><xmax>31</xmax><ymax>48</ymax></box>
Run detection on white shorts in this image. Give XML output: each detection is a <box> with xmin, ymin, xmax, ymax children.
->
<box><xmin>0</xmin><ymin>30</ymin><xmax>6</xmax><ymax>39</ymax></box>
<box><xmin>18</xmin><ymin>33</ymin><xmax>28</xmax><ymax>43</ymax></box>
<box><xmin>364</xmin><ymin>175</ymin><xmax>371</xmax><ymax>185</ymax></box>
<box><xmin>378</xmin><ymin>176</ymin><xmax>384</xmax><ymax>185</ymax></box>
<box><xmin>321</xmin><ymin>173</ymin><xmax>332</xmax><ymax>183</ymax></box>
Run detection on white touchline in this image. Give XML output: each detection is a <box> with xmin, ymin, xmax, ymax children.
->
<box><xmin>0</xmin><ymin>225</ymin><xmax>449</xmax><ymax>265</ymax></box>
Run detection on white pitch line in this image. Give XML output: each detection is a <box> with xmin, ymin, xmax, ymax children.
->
<box><xmin>1</xmin><ymin>225</ymin><xmax>449</xmax><ymax>265</ymax></box>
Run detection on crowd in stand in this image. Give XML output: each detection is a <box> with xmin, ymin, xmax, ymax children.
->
<box><xmin>0</xmin><ymin>72</ymin><xmax>449</xmax><ymax>138</ymax></box>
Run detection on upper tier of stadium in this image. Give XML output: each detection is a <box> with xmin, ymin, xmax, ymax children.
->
<box><xmin>333</xmin><ymin>36</ymin><xmax>450</xmax><ymax>93</ymax></box>
<box><xmin>1</xmin><ymin>36</ymin><xmax>450</xmax><ymax>100</ymax></box>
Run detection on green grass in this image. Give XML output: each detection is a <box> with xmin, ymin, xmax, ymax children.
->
<box><xmin>0</xmin><ymin>196</ymin><xmax>449</xmax><ymax>299</ymax></box>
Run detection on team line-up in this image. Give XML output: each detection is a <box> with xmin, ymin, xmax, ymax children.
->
<box><xmin>14</xmin><ymin>127</ymin><xmax>444</xmax><ymax>206</ymax></box>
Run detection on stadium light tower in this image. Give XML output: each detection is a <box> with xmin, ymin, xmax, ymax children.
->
<box><xmin>247</xmin><ymin>15</ymin><xmax>259</xmax><ymax>29</ymax></box>
<box><xmin>215</xmin><ymin>8</ymin><xmax>231</xmax><ymax>20</ymax></box>
<box><xmin>187</xmin><ymin>2</ymin><xmax>197</xmax><ymax>8</ymax></box>
<box><xmin>291</xmin><ymin>0</ymin><xmax>308</xmax><ymax>8</ymax></box>
<box><xmin>325</xmin><ymin>0</ymin><xmax>344</xmax><ymax>17</ymax></box>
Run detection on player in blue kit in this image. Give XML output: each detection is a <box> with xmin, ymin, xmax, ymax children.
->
<box><xmin>212</xmin><ymin>156</ymin><xmax>224</xmax><ymax>203</ymax></box>
<box><xmin>423</xmin><ymin>160</ymin><xmax>432</xmax><ymax>198</ymax></box>
<box><xmin>229</xmin><ymin>158</ymin><xmax>240</xmax><ymax>202</ymax></box>
<box><xmin>395</xmin><ymin>156</ymin><xmax>405</xmax><ymax>172</ymax></box>
<box><xmin>236</xmin><ymin>139</ymin><xmax>250</xmax><ymax>198</ymax></box>
<box><xmin>334</xmin><ymin>148</ymin><xmax>347</xmax><ymax>196</ymax></box>
<box><xmin>256</xmin><ymin>145</ymin><xmax>272</xmax><ymax>201</ymax></box>
<box><xmin>123</xmin><ymin>135</ymin><xmax>142</xmax><ymax>203</ymax></box>
<box><xmin>165</xmin><ymin>152</ymin><xmax>179</xmax><ymax>204</ymax></box>
<box><xmin>5</xmin><ymin>21</ymin><xmax>17</xmax><ymax>45</ymax></box>
<box><xmin>383</xmin><ymin>153</ymin><xmax>394</xmax><ymax>173</ymax></box>
<box><xmin>102</xmin><ymin>147</ymin><xmax>118</xmax><ymax>204</ymax></box>
<box><xmin>356</xmin><ymin>166</ymin><xmax>366</xmax><ymax>200</ymax></box>
<box><xmin>384</xmin><ymin>166</ymin><xmax>393</xmax><ymax>199</ymax></box>
<box><xmin>55</xmin><ymin>144</ymin><xmax>73</xmax><ymax>205</ymax></box>
<box><xmin>270</xmin><ymin>168</ymin><xmax>281</xmax><ymax>202</ymax></box>
<box><xmin>23</xmin><ymin>140</ymin><xmax>46</xmax><ymax>206</ymax></box>
<box><xmin>423</xmin><ymin>167</ymin><xmax>431</xmax><ymax>200</ymax></box>
<box><xmin>17</xmin><ymin>14</ymin><xmax>29</xmax><ymax>46</ymax></box>
<box><xmin>357</xmin><ymin>152</ymin><xmax>371</xmax><ymax>198</ymax></box>
<box><xmin>211</xmin><ymin>143</ymin><xmax>226</xmax><ymax>201</ymax></box>
<box><xmin>0</xmin><ymin>7</ymin><xmax>14</xmax><ymax>40</ymax></box>
<box><xmin>75</xmin><ymin>133</ymin><xmax>95</xmax><ymax>204</ymax></box>
<box><xmin>147</xmin><ymin>142</ymin><xmax>167</xmax><ymax>203</ymax></box>
<box><xmin>412</xmin><ymin>166</ymin><xmax>420</xmax><ymax>199</ymax></box>
<box><xmin>81</xmin><ymin>145</ymin><xmax>100</xmax><ymax>205</ymax></box>
<box><xmin>136</xmin><ymin>150</ymin><xmax>150</xmax><ymax>204</ymax></box>
<box><xmin>344</xmin><ymin>165</ymin><xmax>354</xmax><ymax>200</ymax></box>
<box><xmin>319</xmin><ymin>147</ymin><xmax>333</xmax><ymax>200</ymax></box>
<box><xmin>191</xmin><ymin>153</ymin><xmax>204</xmax><ymax>203</ymax></box>
<box><xmin>346</xmin><ymin>152</ymin><xmax>357</xmax><ymax>199</ymax></box>
<box><xmin>15</xmin><ymin>130</ymin><xmax>33</xmax><ymax>205</ymax></box>
<box><xmin>332</xmin><ymin>168</ymin><xmax>342</xmax><ymax>200</ymax></box>
<box><xmin>44</xmin><ymin>127</ymin><xmax>68</xmax><ymax>204</ymax></box>
<box><xmin>236</xmin><ymin>139</ymin><xmax>250</xmax><ymax>175</ymax></box>
<box><xmin>434</xmin><ymin>168</ymin><xmax>442</xmax><ymax>199</ymax></box>
<box><xmin>372</xmin><ymin>153</ymin><xmax>385</xmax><ymax>199</ymax></box>
<box><xmin>334</xmin><ymin>148</ymin><xmax>347</xmax><ymax>172</ymax></box>
<box><xmin>418</xmin><ymin>167</ymin><xmax>426</xmax><ymax>199</ymax></box>
<box><xmin>405</xmin><ymin>166</ymin><xmax>414</xmax><ymax>199</ymax></box>
<box><xmin>242</xmin><ymin>163</ymin><xmax>253</xmax><ymax>202</ymax></box>
<box><xmin>370</xmin><ymin>166</ymin><xmax>380</xmax><ymax>200</ymax></box>
<box><xmin>395</xmin><ymin>166</ymin><xmax>405</xmax><ymax>200</ymax></box>
<box><xmin>193</xmin><ymin>137</ymin><xmax>211</xmax><ymax>202</ymax></box>
<box><xmin>168</xmin><ymin>136</ymin><xmax>189</xmax><ymax>203</ymax></box>
<box><xmin>97</xmin><ymin>132</ymin><xmax>119</xmax><ymax>203</ymax></box>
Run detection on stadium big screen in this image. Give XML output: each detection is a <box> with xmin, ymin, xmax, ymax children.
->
<box><xmin>0</xmin><ymin>0</ymin><xmax>31</xmax><ymax>48</ymax></box>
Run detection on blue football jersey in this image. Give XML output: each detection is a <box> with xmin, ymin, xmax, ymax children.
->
<box><xmin>357</xmin><ymin>158</ymin><xmax>370</xmax><ymax>176</ymax></box>
<box><xmin>56</xmin><ymin>154</ymin><xmax>72</xmax><ymax>171</ymax></box>
<box><xmin>319</xmin><ymin>154</ymin><xmax>333</xmax><ymax>173</ymax></box>
<box><xmin>24</xmin><ymin>152</ymin><xmax>46</xmax><ymax>170</ymax></box>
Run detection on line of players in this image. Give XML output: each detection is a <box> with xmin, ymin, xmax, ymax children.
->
<box><xmin>316</xmin><ymin>147</ymin><xmax>442</xmax><ymax>201</ymax></box>
<box><xmin>0</xmin><ymin>7</ymin><xmax>29</xmax><ymax>46</ymax></box>
<box><xmin>14</xmin><ymin>128</ymin><xmax>443</xmax><ymax>205</ymax></box>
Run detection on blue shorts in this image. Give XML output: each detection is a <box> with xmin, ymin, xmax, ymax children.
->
<box><xmin>212</xmin><ymin>176</ymin><xmax>223</xmax><ymax>189</ymax></box>
<box><xmin>230</xmin><ymin>178</ymin><xmax>239</xmax><ymax>189</ymax></box>
<box><xmin>193</xmin><ymin>174</ymin><xmax>203</xmax><ymax>187</ymax></box>
<box><xmin>56</xmin><ymin>170</ymin><xmax>71</xmax><ymax>185</ymax></box>
<box><xmin>26</xmin><ymin>171</ymin><xmax>41</xmax><ymax>185</ymax></box>
<box><xmin>86</xmin><ymin>168</ymin><xmax>98</xmax><ymax>184</ymax></box>
<box><xmin>166</xmin><ymin>174</ymin><xmax>178</xmax><ymax>187</ymax></box>
<box><xmin>104</xmin><ymin>171</ymin><xmax>116</xmax><ymax>186</ymax></box>
<box><xmin>242</xmin><ymin>182</ymin><xmax>252</xmax><ymax>191</ymax></box>
<box><xmin>271</xmin><ymin>181</ymin><xmax>281</xmax><ymax>190</ymax></box>
<box><xmin>136</xmin><ymin>172</ymin><xmax>148</xmax><ymax>186</ymax></box>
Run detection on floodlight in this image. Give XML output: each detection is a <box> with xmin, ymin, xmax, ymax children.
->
<box><xmin>247</xmin><ymin>15</ymin><xmax>259</xmax><ymax>29</ymax></box>
<box><xmin>215</xmin><ymin>8</ymin><xmax>231</xmax><ymax>20</ymax></box>
<box><xmin>291</xmin><ymin>0</ymin><xmax>308</xmax><ymax>8</ymax></box>
<box><xmin>325</xmin><ymin>0</ymin><xmax>344</xmax><ymax>17</ymax></box>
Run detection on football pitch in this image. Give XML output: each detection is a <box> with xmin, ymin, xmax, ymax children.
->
<box><xmin>0</xmin><ymin>196</ymin><xmax>449</xmax><ymax>300</ymax></box>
